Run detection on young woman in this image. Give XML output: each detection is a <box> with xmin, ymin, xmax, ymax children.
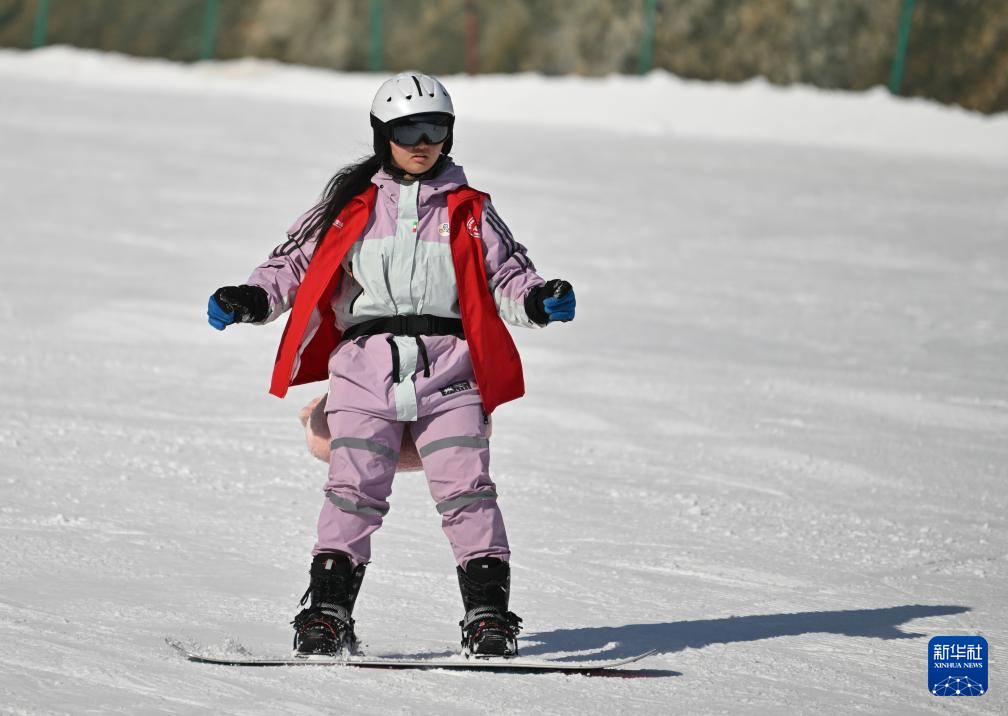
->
<box><xmin>207</xmin><ymin>71</ymin><xmax>576</xmax><ymax>658</ymax></box>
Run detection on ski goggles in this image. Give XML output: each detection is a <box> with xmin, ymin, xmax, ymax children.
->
<box><xmin>389</xmin><ymin>115</ymin><xmax>451</xmax><ymax>146</ymax></box>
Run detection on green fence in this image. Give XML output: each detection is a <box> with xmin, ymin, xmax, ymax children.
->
<box><xmin>2</xmin><ymin>0</ymin><xmax>1002</xmax><ymax>114</ymax></box>
<box><xmin>17</xmin><ymin>0</ymin><xmax>668</xmax><ymax>73</ymax></box>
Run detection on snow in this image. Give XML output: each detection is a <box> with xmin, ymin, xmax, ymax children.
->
<box><xmin>1</xmin><ymin>47</ymin><xmax>1006</xmax><ymax>713</ymax></box>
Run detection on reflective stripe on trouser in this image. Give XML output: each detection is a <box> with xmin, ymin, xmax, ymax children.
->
<box><xmin>315</xmin><ymin>411</ymin><xmax>403</xmax><ymax>564</ymax></box>
<box><xmin>314</xmin><ymin>404</ymin><xmax>509</xmax><ymax>567</ymax></box>
<box><xmin>411</xmin><ymin>403</ymin><xmax>508</xmax><ymax>566</ymax></box>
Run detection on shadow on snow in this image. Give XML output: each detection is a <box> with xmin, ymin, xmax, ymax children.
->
<box><xmin>522</xmin><ymin>604</ymin><xmax>969</xmax><ymax>661</ymax></box>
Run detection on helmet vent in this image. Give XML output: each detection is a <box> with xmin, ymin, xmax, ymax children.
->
<box><xmin>412</xmin><ymin>75</ymin><xmax>423</xmax><ymax>96</ymax></box>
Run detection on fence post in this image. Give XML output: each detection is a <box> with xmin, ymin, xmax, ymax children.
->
<box><xmin>200</xmin><ymin>0</ymin><xmax>220</xmax><ymax>61</ymax></box>
<box><xmin>639</xmin><ymin>0</ymin><xmax>658</xmax><ymax>75</ymax></box>
<box><xmin>32</xmin><ymin>0</ymin><xmax>50</xmax><ymax>48</ymax></box>
<box><xmin>889</xmin><ymin>0</ymin><xmax>916</xmax><ymax>95</ymax></box>
<box><xmin>370</xmin><ymin>0</ymin><xmax>383</xmax><ymax>72</ymax></box>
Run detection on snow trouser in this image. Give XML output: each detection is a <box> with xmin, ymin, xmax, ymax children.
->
<box><xmin>313</xmin><ymin>403</ymin><xmax>510</xmax><ymax>568</ymax></box>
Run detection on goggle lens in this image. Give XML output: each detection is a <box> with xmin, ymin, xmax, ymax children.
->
<box><xmin>390</xmin><ymin>121</ymin><xmax>450</xmax><ymax>146</ymax></box>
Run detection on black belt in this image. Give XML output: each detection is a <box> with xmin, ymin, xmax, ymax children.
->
<box><xmin>342</xmin><ymin>315</ymin><xmax>464</xmax><ymax>342</ymax></box>
<box><xmin>341</xmin><ymin>315</ymin><xmax>465</xmax><ymax>383</ymax></box>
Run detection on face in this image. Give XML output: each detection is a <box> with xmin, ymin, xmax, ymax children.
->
<box><xmin>389</xmin><ymin>139</ymin><xmax>444</xmax><ymax>177</ymax></box>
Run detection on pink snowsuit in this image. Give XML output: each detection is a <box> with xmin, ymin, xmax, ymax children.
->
<box><xmin>245</xmin><ymin>161</ymin><xmax>546</xmax><ymax>567</ymax></box>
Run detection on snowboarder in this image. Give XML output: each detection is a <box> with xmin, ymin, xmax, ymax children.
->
<box><xmin>206</xmin><ymin>71</ymin><xmax>576</xmax><ymax>658</ymax></box>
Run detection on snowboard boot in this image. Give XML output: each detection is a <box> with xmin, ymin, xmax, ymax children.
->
<box><xmin>292</xmin><ymin>553</ymin><xmax>366</xmax><ymax>656</ymax></box>
<box><xmin>457</xmin><ymin>557</ymin><xmax>522</xmax><ymax>657</ymax></box>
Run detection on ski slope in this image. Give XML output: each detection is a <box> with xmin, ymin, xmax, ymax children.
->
<box><xmin>1</xmin><ymin>47</ymin><xmax>1006</xmax><ymax>714</ymax></box>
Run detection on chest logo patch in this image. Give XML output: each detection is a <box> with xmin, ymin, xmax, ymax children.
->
<box><xmin>438</xmin><ymin>222</ymin><xmax>450</xmax><ymax>237</ymax></box>
<box><xmin>465</xmin><ymin>216</ymin><xmax>481</xmax><ymax>239</ymax></box>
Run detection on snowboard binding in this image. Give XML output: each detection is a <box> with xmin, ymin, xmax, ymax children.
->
<box><xmin>292</xmin><ymin>604</ymin><xmax>357</xmax><ymax>656</ymax></box>
<box><xmin>460</xmin><ymin>606</ymin><xmax>523</xmax><ymax>658</ymax></box>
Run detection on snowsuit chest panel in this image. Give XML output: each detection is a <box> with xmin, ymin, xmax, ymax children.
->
<box><xmin>335</xmin><ymin>179</ymin><xmax>459</xmax><ymax>326</ymax></box>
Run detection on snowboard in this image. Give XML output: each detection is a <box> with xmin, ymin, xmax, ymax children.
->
<box><xmin>167</xmin><ymin>638</ymin><xmax>655</xmax><ymax>674</ymax></box>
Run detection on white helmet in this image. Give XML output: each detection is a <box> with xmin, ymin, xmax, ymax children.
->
<box><xmin>370</xmin><ymin>71</ymin><xmax>454</xmax><ymax>123</ymax></box>
<box><xmin>370</xmin><ymin>71</ymin><xmax>455</xmax><ymax>155</ymax></box>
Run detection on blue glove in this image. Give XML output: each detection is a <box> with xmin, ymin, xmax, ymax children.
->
<box><xmin>207</xmin><ymin>285</ymin><xmax>269</xmax><ymax>331</ymax></box>
<box><xmin>207</xmin><ymin>295</ymin><xmax>236</xmax><ymax>331</ymax></box>
<box><xmin>525</xmin><ymin>279</ymin><xmax>575</xmax><ymax>325</ymax></box>
<box><xmin>543</xmin><ymin>280</ymin><xmax>575</xmax><ymax>322</ymax></box>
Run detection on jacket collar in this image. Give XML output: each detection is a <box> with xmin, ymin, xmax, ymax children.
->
<box><xmin>372</xmin><ymin>159</ymin><xmax>469</xmax><ymax>205</ymax></box>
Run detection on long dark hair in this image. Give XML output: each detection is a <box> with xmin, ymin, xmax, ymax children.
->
<box><xmin>285</xmin><ymin>152</ymin><xmax>385</xmax><ymax>250</ymax></box>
